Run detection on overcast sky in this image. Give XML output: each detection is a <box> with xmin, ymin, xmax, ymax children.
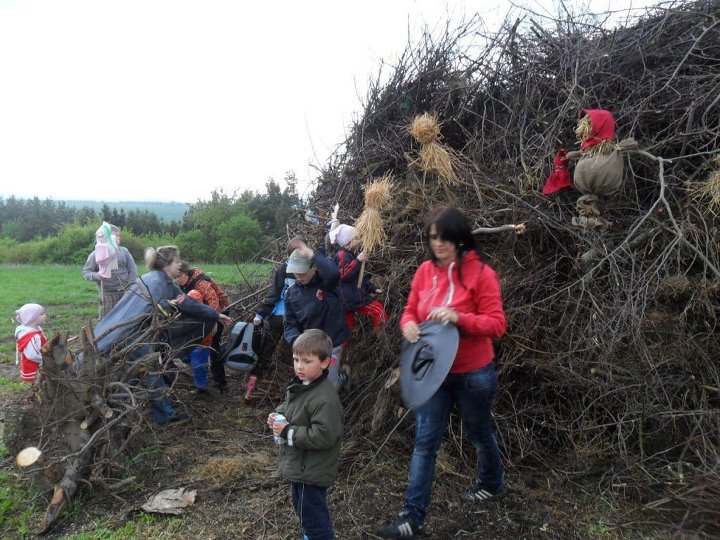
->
<box><xmin>0</xmin><ymin>0</ymin><xmax>658</xmax><ymax>203</ymax></box>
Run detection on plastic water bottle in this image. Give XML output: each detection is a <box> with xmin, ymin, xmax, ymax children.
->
<box><xmin>273</xmin><ymin>414</ymin><xmax>287</xmax><ymax>444</ymax></box>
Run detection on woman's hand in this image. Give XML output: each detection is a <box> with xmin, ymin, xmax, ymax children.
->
<box><xmin>357</xmin><ymin>251</ymin><xmax>368</xmax><ymax>262</ymax></box>
<box><xmin>427</xmin><ymin>307</ymin><xmax>459</xmax><ymax>325</ymax></box>
<box><xmin>402</xmin><ymin>321</ymin><xmax>420</xmax><ymax>343</ymax></box>
<box><xmin>218</xmin><ymin>314</ymin><xmax>233</xmax><ymax>326</ymax></box>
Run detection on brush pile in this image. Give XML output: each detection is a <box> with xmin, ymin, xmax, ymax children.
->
<box><xmin>303</xmin><ymin>0</ymin><xmax>720</xmax><ymax>533</ymax></box>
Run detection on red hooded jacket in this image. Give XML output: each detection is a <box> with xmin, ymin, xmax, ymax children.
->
<box><xmin>401</xmin><ymin>251</ymin><xmax>507</xmax><ymax>373</ymax></box>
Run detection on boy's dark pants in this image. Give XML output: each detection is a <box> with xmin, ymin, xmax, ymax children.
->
<box><xmin>291</xmin><ymin>482</ymin><xmax>333</xmax><ymax>540</ymax></box>
<box><xmin>209</xmin><ymin>323</ymin><xmax>226</xmax><ymax>386</ymax></box>
<box><xmin>252</xmin><ymin>315</ymin><xmax>292</xmax><ymax>378</ymax></box>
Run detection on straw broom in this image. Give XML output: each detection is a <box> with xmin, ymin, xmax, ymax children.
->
<box><xmin>355</xmin><ymin>176</ymin><xmax>393</xmax><ymax>287</ymax></box>
<box><xmin>409</xmin><ymin>112</ymin><xmax>461</xmax><ymax>184</ymax></box>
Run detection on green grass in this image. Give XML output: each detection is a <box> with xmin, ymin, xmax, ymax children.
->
<box><xmin>0</xmin><ymin>264</ymin><xmax>271</xmax><ymax>365</ymax></box>
<box><xmin>0</xmin><ymin>377</ymin><xmax>26</xmax><ymax>393</ymax></box>
<box><xmin>60</xmin><ymin>514</ymin><xmax>184</xmax><ymax>540</ymax></box>
<box><xmin>0</xmin><ymin>471</ymin><xmax>40</xmax><ymax>539</ymax></box>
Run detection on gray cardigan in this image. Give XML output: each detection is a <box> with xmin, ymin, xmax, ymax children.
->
<box><xmin>83</xmin><ymin>246</ymin><xmax>138</xmax><ymax>293</ymax></box>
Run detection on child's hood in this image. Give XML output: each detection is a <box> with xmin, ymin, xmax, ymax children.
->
<box><xmin>15</xmin><ymin>324</ymin><xmax>43</xmax><ymax>338</ymax></box>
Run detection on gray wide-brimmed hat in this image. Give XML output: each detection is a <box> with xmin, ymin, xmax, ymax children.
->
<box><xmin>400</xmin><ymin>320</ymin><xmax>460</xmax><ymax>410</ymax></box>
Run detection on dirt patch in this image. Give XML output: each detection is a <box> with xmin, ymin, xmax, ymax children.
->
<box><xmin>0</xmin><ymin>361</ymin><xmax>672</xmax><ymax>540</ymax></box>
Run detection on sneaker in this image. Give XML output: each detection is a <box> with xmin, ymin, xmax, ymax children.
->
<box><xmin>377</xmin><ymin>510</ymin><xmax>424</xmax><ymax>538</ymax></box>
<box><xmin>459</xmin><ymin>481</ymin><xmax>506</xmax><ymax>503</ymax></box>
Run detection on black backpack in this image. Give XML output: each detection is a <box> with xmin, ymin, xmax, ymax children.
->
<box><xmin>220</xmin><ymin>320</ymin><xmax>267</xmax><ymax>372</ymax></box>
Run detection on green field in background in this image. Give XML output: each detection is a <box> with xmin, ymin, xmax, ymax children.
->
<box><xmin>0</xmin><ymin>263</ymin><xmax>271</xmax><ymax>364</ymax></box>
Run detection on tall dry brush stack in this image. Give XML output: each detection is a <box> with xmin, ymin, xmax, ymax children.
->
<box><xmin>312</xmin><ymin>0</ymin><xmax>720</xmax><ymax>533</ymax></box>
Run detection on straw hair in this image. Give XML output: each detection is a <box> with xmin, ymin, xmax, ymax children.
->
<box><xmin>410</xmin><ymin>112</ymin><xmax>441</xmax><ymax>145</ymax></box>
<box><xmin>355</xmin><ymin>175</ymin><xmax>393</xmax><ymax>254</ymax></box>
<box><xmin>577</xmin><ymin>115</ymin><xmax>614</xmax><ymax>157</ymax></box>
<box><xmin>693</xmin><ymin>155</ymin><xmax>720</xmax><ymax>214</ymax></box>
<box><xmin>408</xmin><ymin>113</ymin><xmax>460</xmax><ymax>183</ymax></box>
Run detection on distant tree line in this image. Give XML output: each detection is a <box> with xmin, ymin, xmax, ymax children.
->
<box><xmin>0</xmin><ymin>174</ymin><xmax>302</xmax><ymax>264</ymax></box>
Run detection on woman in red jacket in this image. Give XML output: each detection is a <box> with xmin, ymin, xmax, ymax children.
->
<box><xmin>378</xmin><ymin>206</ymin><xmax>508</xmax><ymax>538</ymax></box>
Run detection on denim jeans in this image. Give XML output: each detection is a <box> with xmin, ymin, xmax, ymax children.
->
<box><xmin>291</xmin><ymin>482</ymin><xmax>333</xmax><ymax>540</ymax></box>
<box><xmin>404</xmin><ymin>363</ymin><xmax>503</xmax><ymax>524</ymax></box>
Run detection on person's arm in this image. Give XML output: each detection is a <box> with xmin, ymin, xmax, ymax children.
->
<box><xmin>280</xmin><ymin>399</ymin><xmax>342</xmax><ymax>450</ymax></box>
<box><xmin>82</xmin><ymin>251</ymin><xmax>100</xmax><ymax>281</ymax></box>
<box><xmin>335</xmin><ymin>249</ymin><xmax>362</xmax><ymax>281</ymax></box>
<box><xmin>312</xmin><ymin>252</ymin><xmax>340</xmax><ymax>289</ymax></box>
<box><xmin>195</xmin><ymin>280</ymin><xmax>220</xmax><ymax>310</ymax></box>
<box><xmin>124</xmin><ymin>248</ymin><xmax>138</xmax><ymax>283</ymax></box>
<box><xmin>23</xmin><ymin>333</ymin><xmax>44</xmax><ymax>363</ymax></box>
<box><xmin>454</xmin><ymin>266</ymin><xmax>507</xmax><ymax>339</ymax></box>
<box><xmin>283</xmin><ymin>287</ymin><xmax>301</xmax><ymax>344</ymax></box>
<box><xmin>256</xmin><ymin>265</ymin><xmax>284</xmax><ymax>319</ymax></box>
<box><xmin>400</xmin><ymin>265</ymin><xmax>425</xmax><ymax>343</ymax></box>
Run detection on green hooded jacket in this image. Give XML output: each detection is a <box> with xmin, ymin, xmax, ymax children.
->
<box><xmin>276</xmin><ymin>371</ymin><xmax>343</xmax><ymax>487</ymax></box>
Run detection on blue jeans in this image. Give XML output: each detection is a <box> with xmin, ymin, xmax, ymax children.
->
<box><xmin>404</xmin><ymin>363</ymin><xmax>503</xmax><ymax>524</ymax></box>
<box><xmin>291</xmin><ymin>482</ymin><xmax>333</xmax><ymax>540</ymax></box>
<box><xmin>182</xmin><ymin>347</ymin><xmax>209</xmax><ymax>389</ymax></box>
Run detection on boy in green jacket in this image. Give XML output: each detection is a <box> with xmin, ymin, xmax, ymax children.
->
<box><xmin>268</xmin><ymin>329</ymin><xmax>343</xmax><ymax>540</ymax></box>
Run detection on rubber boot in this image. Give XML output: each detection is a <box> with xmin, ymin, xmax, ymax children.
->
<box><xmin>244</xmin><ymin>375</ymin><xmax>258</xmax><ymax>403</ymax></box>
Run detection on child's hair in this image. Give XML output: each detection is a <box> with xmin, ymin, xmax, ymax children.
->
<box><xmin>287</xmin><ymin>235</ymin><xmax>306</xmax><ymax>256</ymax></box>
<box><xmin>145</xmin><ymin>245</ymin><xmax>180</xmax><ymax>271</ymax></box>
<box><xmin>292</xmin><ymin>329</ymin><xmax>332</xmax><ymax>361</ymax></box>
<box><xmin>177</xmin><ymin>260</ymin><xmax>193</xmax><ymax>278</ymax></box>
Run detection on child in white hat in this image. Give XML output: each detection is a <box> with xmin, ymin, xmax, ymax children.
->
<box><xmin>14</xmin><ymin>303</ymin><xmax>48</xmax><ymax>383</ymax></box>
<box><xmin>329</xmin><ymin>224</ymin><xmax>387</xmax><ymax>338</ymax></box>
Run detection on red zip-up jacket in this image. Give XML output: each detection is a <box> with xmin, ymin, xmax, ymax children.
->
<box><xmin>400</xmin><ymin>250</ymin><xmax>506</xmax><ymax>373</ymax></box>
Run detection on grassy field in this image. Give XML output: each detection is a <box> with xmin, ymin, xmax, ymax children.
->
<box><xmin>0</xmin><ymin>263</ymin><xmax>271</xmax><ymax>364</ymax></box>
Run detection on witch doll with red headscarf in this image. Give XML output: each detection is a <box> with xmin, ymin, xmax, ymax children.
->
<box><xmin>542</xmin><ymin>108</ymin><xmax>637</xmax><ymax>229</ymax></box>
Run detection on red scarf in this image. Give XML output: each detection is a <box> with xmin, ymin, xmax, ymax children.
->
<box><xmin>580</xmin><ymin>109</ymin><xmax>615</xmax><ymax>150</ymax></box>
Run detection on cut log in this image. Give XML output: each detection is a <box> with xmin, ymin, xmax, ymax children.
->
<box><xmin>16</xmin><ymin>446</ymin><xmax>42</xmax><ymax>468</ymax></box>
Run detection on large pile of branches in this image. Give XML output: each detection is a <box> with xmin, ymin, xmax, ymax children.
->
<box><xmin>303</xmin><ymin>0</ymin><xmax>720</xmax><ymax>533</ymax></box>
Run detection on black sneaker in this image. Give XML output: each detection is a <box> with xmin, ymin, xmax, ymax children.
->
<box><xmin>377</xmin><ymin>510</ymin><xmax>424</xmax><ymax>538</ymax></box>
<box><xmin>459</xmin><ymin>481</ymin><xmax>506</xmax><ymax>503</ymax></box>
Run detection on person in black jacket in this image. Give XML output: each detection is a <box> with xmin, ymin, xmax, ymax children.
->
<box><xmin>283</xmin><ymin>239</ymin><xmax>349</xmax><ymax>391</ymax></box>
<box><xmin>245</xmin><ymin>237</ymin><xmax>301</xmax><ymax>402</ymax></box>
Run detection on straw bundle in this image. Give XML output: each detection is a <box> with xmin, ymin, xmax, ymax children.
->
<box><xmin>355</xmin><ymin>176</ymin><xmax>393</xmax><ymax>254</ymax></box>
<box><xmin>693</xmin><ymin>155</ymin><xmax>720</xmax><ymax>214</ymax></box>
<box><xmin>355</xmin><ymin>175</ymin><xmax>393</xmax><ymax>286</ymax></box>
<box><xmin>409</xmin><ymin>113</ymin><xmax>461</xmax><ymax>184</ymax></box>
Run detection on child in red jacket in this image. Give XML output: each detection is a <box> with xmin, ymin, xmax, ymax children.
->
<box><xmin>14</xmin><ymin>303</ymin><xmax>48</xmax><ymax>383</ymax></box>
<box><xmin>329</xmin><ymin>224</ymin><xmax>387</xmax><ymax>337</ymax></box>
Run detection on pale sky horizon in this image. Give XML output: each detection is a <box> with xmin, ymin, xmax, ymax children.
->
<box><xmin>0</xmin><ymin>0</ymin><xmax>658</xmax><ymax>204</ymax></box>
